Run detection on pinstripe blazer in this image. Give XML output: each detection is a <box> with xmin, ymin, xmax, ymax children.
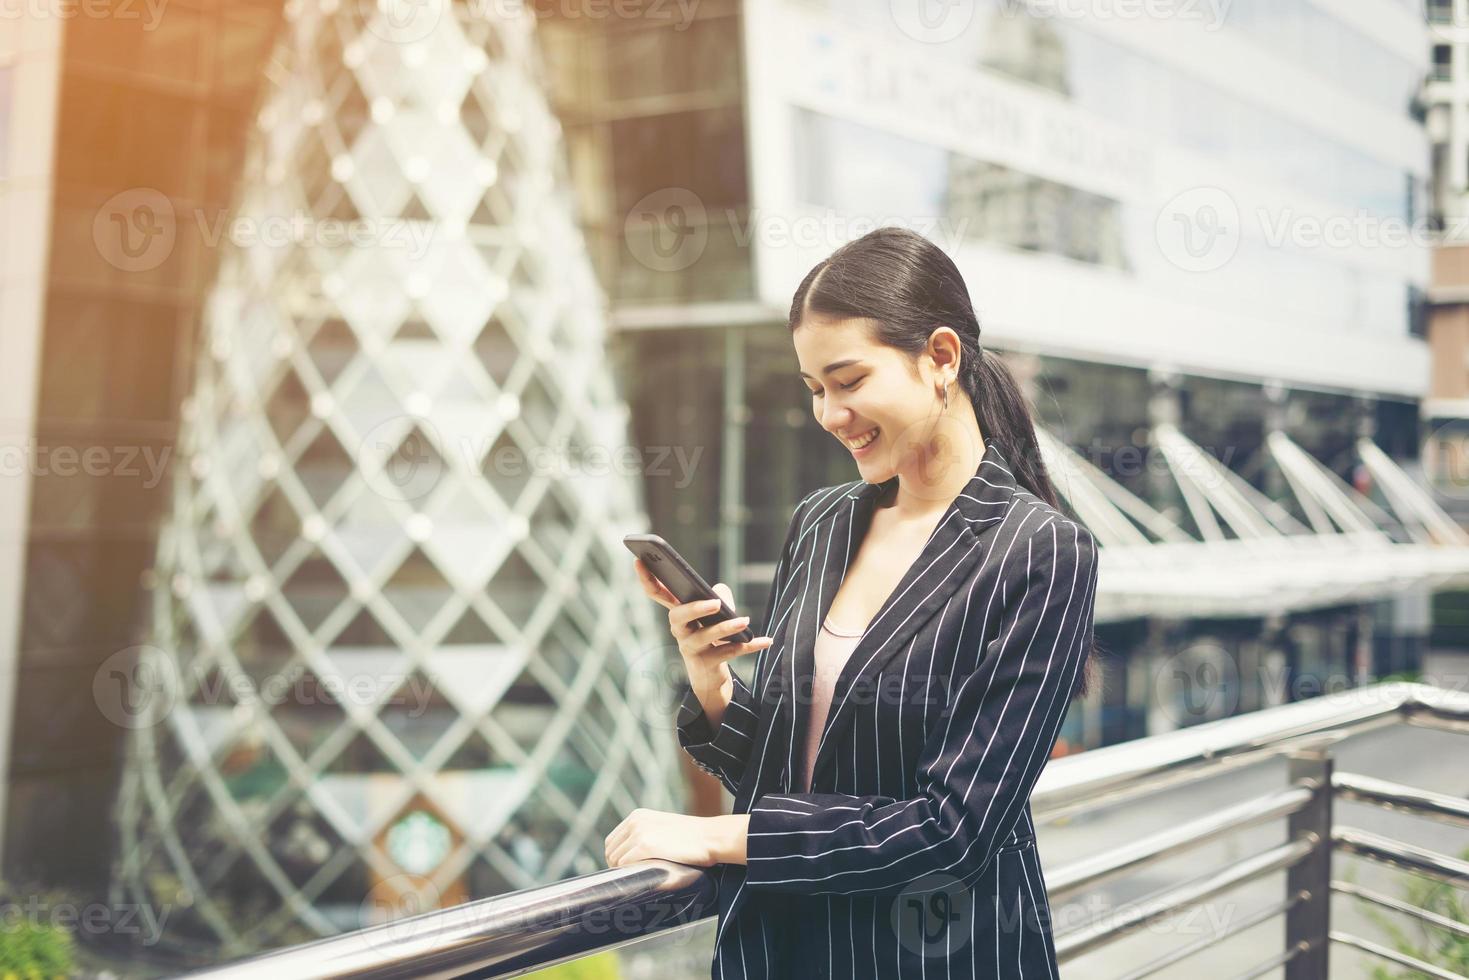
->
<box><xmin>675</xmin><ymin>441</ymin><xmax>1100</xmax><ymax>979</ymax></box>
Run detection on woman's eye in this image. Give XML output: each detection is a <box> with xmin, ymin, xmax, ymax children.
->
<box><xmin>806</xmin><ymin>378</ymin><xmax>861</xmax><ymax>396</ymax></box>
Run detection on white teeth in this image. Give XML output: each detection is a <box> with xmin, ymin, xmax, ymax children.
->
<box><xmin>846</xmin><ymin>428</ymin><xmax>879</xmax><ymax>450</ymax></box>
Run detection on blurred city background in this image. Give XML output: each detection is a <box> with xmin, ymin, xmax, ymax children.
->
<box><xmin>0</xmin><ymin>0</ymin><xmax>1467</xmax><ymax>976</ymax></box>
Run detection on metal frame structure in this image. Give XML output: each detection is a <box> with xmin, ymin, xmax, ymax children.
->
<box><xmin>109</xmin><ymin>0</ymin><xmax>680</xmax><ymax>954</ymax></box>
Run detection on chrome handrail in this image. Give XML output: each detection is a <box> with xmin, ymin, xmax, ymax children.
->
<box><xmin>1051</xmin><ymin>835</ymin><xmax>1318</xmax><ymax>962</ymax></box>
<box><xmin>182</xmin><ymin>859</ymin><xmax>714</xmax><ymax>979</ymax></box>
<box><xmin>1029</xmin><ymin>681</ymin><xmax>1460</xmax><ymax>821</ymax></box>
<box><xmin>1045</xmin><ymin>782</ymin><xmax>1314</xmax><ymax>901</ymax></box>
<box><xmin>178</xmin><ymin>682</ymin><xmax>1469</xmax><ymax>980</ymax></box>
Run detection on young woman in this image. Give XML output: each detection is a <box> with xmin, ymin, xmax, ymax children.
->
<box><xmin>608</xmin><ymin>227</ymin><xmax>1101</xmax><ymax>979</ymax></box>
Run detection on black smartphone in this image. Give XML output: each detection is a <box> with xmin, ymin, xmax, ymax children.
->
<box><xmin>622</xmin><ymin>533</ymin><xmax>755</xmax><ymax>644</ymax></box>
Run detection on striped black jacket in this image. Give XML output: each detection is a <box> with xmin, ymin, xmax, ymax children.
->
<box><xmin>675</xmin><ymin>441</ymin><xmax>1101</xmax><ymax>979</ymax></box>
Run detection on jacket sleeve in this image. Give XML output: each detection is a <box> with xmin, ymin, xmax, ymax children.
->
<box><xmin>675</xmin><ymin>490</ymin><xmax>814</xmax><ymax>795</ymax></box>
<box><xmin>740</xmin><ymin>519</ymin><xmax>1100</xmax><ymax>896</ymax></box>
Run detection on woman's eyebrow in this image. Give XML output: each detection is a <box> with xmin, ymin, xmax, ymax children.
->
<box><xmin>798</xmin><ymin>359</ymin><xmax>864</xmax><ymax>379</ymax></box>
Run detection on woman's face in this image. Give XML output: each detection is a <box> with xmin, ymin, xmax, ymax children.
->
<box><xmin>794</xmin><ymin>316</ymin><xmax>947</xmax><ymax>485</ymax></box>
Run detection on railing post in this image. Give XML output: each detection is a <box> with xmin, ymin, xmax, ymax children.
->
<box><xmin>1285</xmin><ymin>746</ymin><xmax>1334</xmax><ymax>980</ymax></box>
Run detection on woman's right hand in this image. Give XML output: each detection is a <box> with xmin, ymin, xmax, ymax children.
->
<box><xmin>632</xmin><ymin>558</ymin><xmax>774</xmax><ymax>679</ymax></box>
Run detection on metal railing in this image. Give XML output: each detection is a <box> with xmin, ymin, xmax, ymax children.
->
<box><xmin>183</xmin><ymin>682</ymin><xmax>1469</xmax><ymax>979</ymax></box>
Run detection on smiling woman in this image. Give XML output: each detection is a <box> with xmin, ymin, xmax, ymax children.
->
<box><xmin>613</xmin><ymin>226</ymin><xmax>1101</xmax><ymax>980</ymax></box>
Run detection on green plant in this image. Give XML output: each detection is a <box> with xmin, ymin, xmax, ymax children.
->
<box><xmin>1375</xmin><ymin>670</ymin><xmax>1422</xmax><ymax>685</ymax></box>
<box><xmin>522</xmin><ymin>949</ymin><xmax>622</xmax><ymax>979</ymax></box>
<box><xmin>1350</xmin><ymin>845</ymin><xmax>1469</xmax><ymax>979</ymax></box>
<box><xmin>0</xmin><ymin>919</ymin><xmax>75</xmax><ymax>980</ymax></box>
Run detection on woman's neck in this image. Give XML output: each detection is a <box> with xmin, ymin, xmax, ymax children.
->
<box><xmin>881</xmin><ymin>413</ymin><xmax>986</xmax><ymax>522</ymax></box>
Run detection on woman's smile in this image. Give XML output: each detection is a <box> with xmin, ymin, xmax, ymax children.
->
<box><xmin>843</xmin><ymin>426</ymin><xmax>880</xmax><ymax>455</ymax></box>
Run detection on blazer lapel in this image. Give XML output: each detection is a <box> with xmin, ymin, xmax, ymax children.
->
<box><xmin>769</xmin><ymin>441</ymin><xmax>1023</xmax><ymax>792</ymax></box>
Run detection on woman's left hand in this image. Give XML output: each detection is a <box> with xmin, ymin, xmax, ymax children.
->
<box><xmin>604</xmin><ymin>809</ymin><xmax>746</xmax><ymax>869</ymax></box>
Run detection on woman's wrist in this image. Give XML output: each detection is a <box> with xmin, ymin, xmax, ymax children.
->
<box><xmin>705</xmin><ymin>813</ymin><xmax>749</xmax><ymax>865</ymax></box>
<box><xmin>684</xmin><ymin>659</ymin><xmax>733</xmax><ymax>727</ymax></box>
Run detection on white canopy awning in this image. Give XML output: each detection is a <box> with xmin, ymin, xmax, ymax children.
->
<box><xmin>1035</xmin><ymin>426</ymin><xmax>1469</xmax><ymax>623</ymax></box>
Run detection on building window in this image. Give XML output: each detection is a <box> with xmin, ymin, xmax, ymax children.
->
<box><xmin>1433</xmin><ymin>44</ymin><xmax>1453</xmax><ymax>82</ymax></box>
<box><xmin>1409</xmin><ymin>284</ymin><xmax>1429</xmax><ymax>339</ymax></box>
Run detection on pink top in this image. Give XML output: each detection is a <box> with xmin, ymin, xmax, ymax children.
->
<box><xmin>796</xmin><ymin>614</ymin><xmax>866</xmax><ymax>793</ymax></box>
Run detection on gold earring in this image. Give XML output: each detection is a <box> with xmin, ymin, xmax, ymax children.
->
<box><xmin>941</xmin><ymin>382</ymin><xmax>949</xmax><ymax>412</ymax></box>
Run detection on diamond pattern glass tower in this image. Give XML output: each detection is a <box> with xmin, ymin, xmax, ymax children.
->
<box><xmin>110</xmin><ymin>0</ymin><xmax>681</xmax><ymax>953</ymax></box>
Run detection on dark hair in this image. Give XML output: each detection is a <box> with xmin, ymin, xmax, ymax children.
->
<box><xmin>786</xmin><ymin>226</ymin><xmax>1099</xmax><ymax>699</ymax></box>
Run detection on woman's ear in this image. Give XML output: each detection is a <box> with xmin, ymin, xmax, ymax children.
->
<box><xmin>927</xmin><ymin>326</ymin><xmax>963</xmax><ymax>377</ymax></box>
